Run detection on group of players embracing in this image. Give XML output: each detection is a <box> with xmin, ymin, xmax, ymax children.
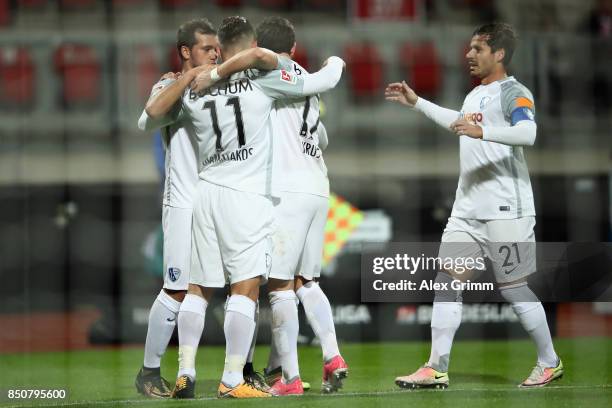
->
<box><xmin>136</xmin><ymin>15</ymin><xmax>348</xmax><ymax>399</ymax></box>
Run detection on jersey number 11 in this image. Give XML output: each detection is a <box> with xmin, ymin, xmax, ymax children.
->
<box><xmin>203</xmin><ymin>96</ymin><xmax>246</xmax><ymax>152</ymax></box>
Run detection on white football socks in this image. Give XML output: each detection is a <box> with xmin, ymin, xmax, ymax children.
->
<box><xmin>512</xmin><ymin>302</ymin><xmax>558</xmax><ymax>367</ymax></box>
<box><xmin>296</xmin><ymin>281</ymin><xmax>340</xmax><ymax>362</ymax></box>
<box><xmin>246</xmin><ymin>301</ymin><xmax>259</xmax><ymax>365</ymax></box>
<box><xmin>428</xmin><ymin>301</ymin><xmax>462</xmax><ymax>373</ymax></box>
<box><xmin>500</xmin><ymin>284</ymin><xmax>558</xmax><ymax>367</ymax></box>
<box><xmin>143</xmin><ymin>290</ymin><xmax>181</xmax><ymax>369</ymax></box>
<box><xmin>177</xmin><ymin>294</ymin><xmax>208</xmax><ymax>379</ymax></box>
<box><xmin>222</xmin><ymin>295</ymin><xmax>256</xmax><ymax>388</ymax></box>
<box><xmin>269</xmin><ymin>290</ymin><xmax>300</xmax><ymax>381</ymax></box>
<box><xmin>267</xmin><ymin>326</ymin><xmax>282</xmax><ymax>372</ymax></box>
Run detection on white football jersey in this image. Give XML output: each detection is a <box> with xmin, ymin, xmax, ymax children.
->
<box><xmin>138</xmin><ymin>78</ymin><xmax>198</xmax><ymax>209</ymax></box>
<box><xmin>272</xmin><ymin>58</ymin><xmax>329</xmax><ymax>198</ymax></box>
<box><xmin>452</xmin><ymin>76</ymin><xmax>536</xmax><ymax>220</ymax></box>
<box><xmin>181</xmin><ymin>58</ymin><xmax>336</xmax><ymax>196</ymax></box>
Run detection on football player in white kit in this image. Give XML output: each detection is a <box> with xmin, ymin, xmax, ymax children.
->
<box><xmin>190</xmin><ymin>18</ymin><xmax>348</xmax><ymax>396</ymax></box>
<box><xmin>386</xmin><ymin>23</ymin><xmax>563</xmax><ymax>389</ymax></box>
<box><xmin>135</xmin><ymin>18</ymin><xmax>219</xmax><ymax>398</ymax></box>
<box><xmin>152</xmin><ymin>16</ymin><xmax>345</xmax><ymax>398</ymax></box>
<box><xmin>255</xmin><ymin>17</ymin><xmax>348</xmax><ymax>396</ymax></box>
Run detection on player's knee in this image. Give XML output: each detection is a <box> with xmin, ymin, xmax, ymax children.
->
<box><xmin>268</xmin><ymin>289</ymin><xmax>297</xmax><ymax>306</ymax></box>
<box><xmin>268</xmin><ymin>278</ymin><xmax>294</xmax><ymax>292</ymax></box>
<box><xmin>230</xmin><ymin>277</ymin><xmax>261</xmax><ymax>301</ymax></box>
<box><xmin>163</xmin><ymin>288</ymin><xmax>187</xmax><ymax>302</ymax></box>
<box><xmin>187</xmin><ymin>284</ymin><xmax>214</xmax><ymax>302</ymax></box>
<box><xmin>433</xmin><ymin>272</ymin><xmax>463</xmax><ymax>303</ymax></box>
<box><xmin>499</xmin><ymin>282</ymin><xmax>542</xmax><ymax>322</ymax></box>
<box><xmin>498</xmin><ymin>282</ymin><xmax>539</xmax><ymax>304</ymax></box>
<box><xmin>294</xmin><ymin>275</ymin><xmax>314</xmax><ymax>291</ymax></box>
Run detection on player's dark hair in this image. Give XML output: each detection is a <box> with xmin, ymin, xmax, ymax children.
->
<box><xmin>256</xmin><ymin>16</ymin><xmax>295</xmax><ymax>54</ymax></box>
<box><xmin>217</xmin><ymin>16</ymin><xmax>255</xmax><ymax>48</ymax></box>
<box><xmin>473</xmin><ymin>22</ymin><xmax>517</xmax><ymax>66</ymax></box>
<box><xmin>176</xmin><ymin>18</ymin><xmax>216</xmax><ymax>61</ymax></box>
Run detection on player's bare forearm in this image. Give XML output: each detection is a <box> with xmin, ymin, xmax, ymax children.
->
<box><xmin>191</xmin><ymin>48</ymin><xmax>279</xmax><ymax>93</ymax></box>
<box><xmin>145</xmin><ymin>68</ymin><xmax>201</xmax><ymax>118</ymax></box>
<box><xmin>219</xmin><ymin>47</ymin><xmax>279</xmax><ymax>76</ymax></box>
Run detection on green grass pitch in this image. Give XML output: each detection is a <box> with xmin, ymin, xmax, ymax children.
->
<box><xmin>1</xmin><ymin>338</ymin><xmax>611</xmax><ymax>407</ymax></box>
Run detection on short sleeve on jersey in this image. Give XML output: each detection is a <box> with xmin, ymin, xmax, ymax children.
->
<box><xmin>149</xmin><ymin>77</ymin><xmax>184</xmax><ymax>123</ymax></box>
<box><xmin>151</xmin><ymin>77</ymin><xmax>175</xmax><ymax>97</ymax></box>
<box><xmin>500</xmin><ymin>81</ymin><xmax>535</xmax><ymax>125</ymax></box>
<box><xmin>277</xmin><ymin>56</ymin><xmax>294</xmax><ymax>71</ymax></box>
<box><xmin>254</xmin><ymin>68</ymin><xmax>307</xmax><ymax>99</ymax></box>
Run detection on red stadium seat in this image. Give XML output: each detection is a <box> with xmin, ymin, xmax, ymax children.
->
<box><xmin>292</xmin><ymin>45</ymin><xmax>310</xmax><ymax>72</ymax></box>
<box><xmin>17</xmin><ymin>0</ymin><xmax>48</xmax><ymax>8</ymax></box>
<box><xmin>344</xmin><ymin>42</ymin><xmax>384</xmax><ymax>103</ymax></box>
<box><xmin>0</xmin><ymin>0</ymin><xmax>11</xmax><ymax>27</ymax></box>
<box><xmin>53</xmin><ymin>44</ymin><xmax>101</xmax><ymax>108</ymax></box>
<box><xmin>136</xmin><ymin>45</ymin><xmax>160</xmax><ymax>102</ymax></box>
<box><xmin>0</xmin><ymin>47</ymin><xmax>35</xmax><ymax>109</ymax></box>
<box><xmin>399</xmin><ymin>42</ymin><xmax>442</xmax><ymax>99</ymax></box>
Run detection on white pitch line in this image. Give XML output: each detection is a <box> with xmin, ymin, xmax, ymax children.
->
<box><xmin>3</xmin><ymin>384</ymin><xmax>611</xmax><ymax>408</ymax></box>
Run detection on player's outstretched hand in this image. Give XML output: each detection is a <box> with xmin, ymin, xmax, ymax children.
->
<box><xmin>189</xmin><ymin>64</ymin><xmax>218</xmax><ymax>93</ymax></box>
<box><xmin>385</xmin><ymin>81</ymin><xmax>418</xmax><ymax>107</ymax></box>
<box><xmin>450</xmin><ymin>118</ymin><xmax>483</xmax><ymax>139</ymax></box>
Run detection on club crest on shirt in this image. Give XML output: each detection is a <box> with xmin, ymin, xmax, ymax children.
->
<box><xmin>280</xmin><ymin>70</ymin><xmax>297</xmax><ymax>84</ymax></box>
<box><xmin>168</xmin><ymin>267</ymin><xmax>181</xmax><ymax>282</ymax></box>
<box><xmin>480</xmin><ymin>96</ymin><xmax>491</xmax><ymax>109</ymax></box>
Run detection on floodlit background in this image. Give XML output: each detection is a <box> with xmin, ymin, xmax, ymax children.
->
<box><xmin>0</xmin><ymin>0</ymin><xmax>610</xmax><ymax>403</ymax></box>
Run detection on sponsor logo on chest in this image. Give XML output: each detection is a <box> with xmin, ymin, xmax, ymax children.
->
<box><xmin>461</xmin><ymin>93</ymin><xmax>496</xmax><ymax>124</ymax></box>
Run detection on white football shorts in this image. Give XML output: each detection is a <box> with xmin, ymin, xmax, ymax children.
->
<box><xmin>438</xmin><ymin>216</ymin><xmax>536</xmax><ymax>284</ymax></box>
<box><xmin>269</xmin><ymin>192</ymin><xmax>328</xmax><ymax>281</ymax></box>
<box><xmin>162</xmin><ymin>205</ymin><xmax>193</xmax><ymax>291</ymax></box>
<box><xmin>190</xmin><ymin>180</ymin><xmax>273</xmax><ymax>288</ymax></box>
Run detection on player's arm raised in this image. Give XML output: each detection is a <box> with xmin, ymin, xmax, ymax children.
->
<box><xmin>138</xmin><ymin>73</ymin><xmax>183</xmax><ymax>131</ymax></box>
<box><xmin>385</xmin><ymin>80</ymin><xmax>460</xmax><ymax>130</ymax></box>
<box><xmin>144</xmin><ymin>65</ymin><xmax>210</xmax><ymax>120</ymax></box>
<box><xmin>301</xmin><ymin>57</ymin><xmax>344</xmax><ymax>95</ymax></box>
<box><xmin>255</xmin><ymin>56</ymin><xmax>345</xmax><ymax>99</ymax></box>
<box><xmin>190</xmin><ymin>47</ymin><xmax>279</xmax><ymax>93</ymax></box>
